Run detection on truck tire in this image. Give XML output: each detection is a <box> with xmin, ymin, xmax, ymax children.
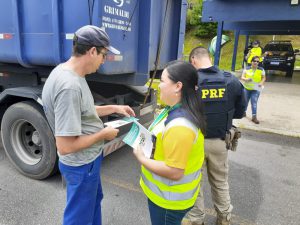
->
<box><xmin>1</xmin><ymin>101</ymin><xmax>57</xmax><ymax>179</ymax></box>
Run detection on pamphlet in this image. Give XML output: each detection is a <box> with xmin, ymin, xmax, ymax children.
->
<box><xmin>240</xmin><ymin>80</ymin><xmax>264</xmax><ymax>92</ymax></box>
<box><xmin>123</xmin><ymin>120</ymin><xmax>153</xmax><ymax>158</ymax></box>
<box><xmin>104</xmin><ymin>117</ymin><xmax>137</xmax><ymax>128</ymax></box>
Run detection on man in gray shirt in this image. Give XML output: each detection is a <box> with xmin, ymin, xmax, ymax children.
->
<box><xmin>42</xmin><ymin>25</ymin><xmax>135</xmax><ymax>225</ymax></box>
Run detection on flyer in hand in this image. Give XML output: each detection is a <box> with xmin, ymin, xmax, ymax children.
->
<box><xmin>104</xmin><ymin>117</ymin><xmax>136</xmax><ymax>128</ymax></box>
<box><xmin>123</xmin><ymin>120</ymin><xmax>153</xmax><ymax>158</ymax></box>
<box><xmin>240</xmin><ymin>80</ymin><xmax>264</xmax><ymax>92</ymax></box>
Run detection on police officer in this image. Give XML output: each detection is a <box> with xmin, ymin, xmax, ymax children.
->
<box><xmin>183</xmin><ymin>47</ymin><xmax>247</xmax><ymax>225</ymax></box>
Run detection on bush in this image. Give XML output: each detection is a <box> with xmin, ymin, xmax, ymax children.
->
<box><xmin>186</xmin><ymin>0</ymin><xmax>217</xmax><ymax>38</ymax></box>
<box><xmin>195</xmin><ymin>23</ymin><xmax>217</xmax><ymax>38</ymax></box>
<box><xmin>187</xmin><ymin>3</ymin><xmax>201</xmax><ymax>25</ymax></box>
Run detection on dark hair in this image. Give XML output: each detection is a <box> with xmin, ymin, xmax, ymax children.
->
<box><xmin>251</xmin><ymin>56</ymin><xmax>260</xmax><ymax>62</ymax></box>
<box><xmin>189</xmin><ymin>46</ymin><xmax>210</xmax><ymax>63</ymax></box>
<box><xmin>72</xmin><ymin>36</ymin><xmax>103</xmax><ymax>56</ymax></box>
<box><xmin>165</xmin><ymin>60</ymin><xmax>206</xmax><ymax>133</ymax></box>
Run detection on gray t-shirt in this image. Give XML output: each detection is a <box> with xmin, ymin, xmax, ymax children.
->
<box><xmin>42</xmin><ymin>65</ymin><xmax>104</xmax><ymax>166</ymax></box>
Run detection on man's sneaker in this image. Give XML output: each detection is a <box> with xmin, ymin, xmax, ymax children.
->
<box><xmin>251</xmin><ymin>115</ymin><xmax>260</xmax><ymax>124</ymax></box>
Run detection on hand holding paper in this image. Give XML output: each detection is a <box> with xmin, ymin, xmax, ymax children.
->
<box><xmin>240</xmin><ymin>80</ymin><xmax>264</xmax><ymax>92</ymax></box>
<box><xmin>133</xmin><ymin>145</ymin><xmax>146</xmax><ymax>162</ymax></box>
<box><xmin>102</xmin><ymin>126</ymin><xmax>119</xmax><ymax>140</ymax></box>
<box><xmin>123</xmin><ymin>120</ymin><xmax>153</xmax><ymax>158</ymax></box>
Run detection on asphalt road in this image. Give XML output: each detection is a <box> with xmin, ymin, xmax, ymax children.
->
<box><xmin>0</xmin><ymin>130</ymin><xmax>300</xmax><ymax>225</ymax></box>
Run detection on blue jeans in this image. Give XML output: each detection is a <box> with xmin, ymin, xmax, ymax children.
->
<box><xmin>244</xmin><ymin>89</ymin><xmax>260</xmax><ymax>116</ymax></box>
<box><xmin>59</xmin><ymin>154</ymin><xmax>103</xmax><ymax>225</ymax></box>
<box><xmin>148</xmin><ymin>199</ymin><xmax>192</xmax><ymax>225</ymax></box>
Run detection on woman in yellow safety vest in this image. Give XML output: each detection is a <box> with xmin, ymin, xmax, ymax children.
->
<box><xmin>133</xmin><ymin>60</ymin><xmax>206</xmax><ymax>225</ymax></box>
<box><xmin>247</xmin><ymin>40</ymin><xmax>263</xmax><ymax>66</ymax></box>
<box><xmin>241</xmin><ymin>56</ymin><xmax>266</xmax><ymax>124</ymax></box>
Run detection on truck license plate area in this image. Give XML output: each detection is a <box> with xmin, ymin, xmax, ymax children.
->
<box><xmin>270</xmin><ymin>62</ymin><xmax>280</xmax><ymax>65</ymax></box>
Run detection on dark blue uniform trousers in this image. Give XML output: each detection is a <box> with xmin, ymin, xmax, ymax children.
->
<box><xmin>59</xmin><ymin>154</ymin><xmax>103</xmax><ymax>225</ymax></box>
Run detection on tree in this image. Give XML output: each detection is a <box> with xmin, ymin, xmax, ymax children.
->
<box><xmin>186</xmin><ymin>0</ymin><xmax>217</xmax><ymax>38</ymax></box>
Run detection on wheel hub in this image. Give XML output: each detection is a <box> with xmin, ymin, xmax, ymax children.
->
<box><xmin>32</xmin><ymin>131</ymin><xmax>41</xmax><ymax>146</ymax></box>
<box><xmin>10</xmin><ymin>119</ymin><xmax>43</xmax><ymax>165</ymax></box>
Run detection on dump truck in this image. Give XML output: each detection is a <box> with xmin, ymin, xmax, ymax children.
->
<box><xmin>0</xmin><ymin>0</ymin><xmax>187</xmax><ymax>179</ymax></box>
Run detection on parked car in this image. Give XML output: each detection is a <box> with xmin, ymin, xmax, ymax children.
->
<box><xmin>263</xmin><ymin>40</ymin><xmax>299</xmax><ymax>77</ymax></box>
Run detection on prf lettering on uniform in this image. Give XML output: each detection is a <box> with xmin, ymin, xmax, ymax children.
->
<box><xmin>202</xmin><ymin>88</ymin><xmax>226</xmax><ymax>99</ymax></box>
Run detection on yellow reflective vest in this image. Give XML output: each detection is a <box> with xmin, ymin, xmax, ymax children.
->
<box><xmin>140</xmin><ymin>107</ymin><xmax>205</xmax><ymax>210</ymax></box>
<box><xmin>247</xmin><ymin>47</ymin><xmax>262</xmax><ymax>64</ymax></box>
<box><xmin>243</xmin><ymin>67</ymin><xmax>264</xmax><ymax>90</ymax></box>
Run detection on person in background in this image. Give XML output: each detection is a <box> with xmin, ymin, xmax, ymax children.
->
<box><xmin>42</xmin><ymin>25</ymin><xmax>135</xmax><ymax>225</ymax></box>
<box><xmin>246</xmin><ymin>40</ymin><xmax>263</xmax><ymax>67</ymax></box>
<box><xmin>183</xmin><ymin>46</ymin><xmax>246</xmax><ymax>225</ymax></box>
<box><xmin>241</xmin><ymin>56</ymin><xmax>266</xmax><ymax>124</ymax></box>
<box><xmin>133</xmin><ymin>60</ymin><xmax>206</xmax><ymax>225</ymax></box>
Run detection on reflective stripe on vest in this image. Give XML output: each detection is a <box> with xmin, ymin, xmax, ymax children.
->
<box><xmin>141</xmin><ymin>172</ymin><xmax>200</xmax><ymax>201</ymax></box>
<box><xmin>151</xmin><ymin>167</ymin><xmax>201</xmax><ymax>186</ymax></box>
<box><xmin>165</xmin><ymin>117</ymin><xmax>198</xmax><ymax>140</ymax></box>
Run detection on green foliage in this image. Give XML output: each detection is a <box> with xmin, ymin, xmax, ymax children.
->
<box><xmin>186</xmin><ymin>3</ymin><xmax>201</xmax><ymax>26</ymax></box>
<box><xmin>195</xmin><ymin>22</ymin><xmax>217</xmax><ymax>38</ymax></box>
<box><xmin>186</xmin><ymin>0</ymin><xmax>217</xmax><ymax>38</ymax></box>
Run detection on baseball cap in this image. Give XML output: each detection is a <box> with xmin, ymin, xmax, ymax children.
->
<box><xmin>252</xmin><ymin>40</ymin><xmax>259</xmax><ymax>45</ymax></box>
<box><xmin>74</xmin><ymin>25</ymin><xmax>120</xmax><ymax>55</ymax></box>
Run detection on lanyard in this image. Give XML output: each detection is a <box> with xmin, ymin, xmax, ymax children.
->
<box><xmin>148</xmin><ymin>104</ymin><xmax>181</xmax><ymax>132</ymax></box>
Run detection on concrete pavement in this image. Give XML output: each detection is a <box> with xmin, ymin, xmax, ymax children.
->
<box><xmin>233</xmin><ymin>70</ymin><xmax>300</xmax><ymax>138</ymax></box>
